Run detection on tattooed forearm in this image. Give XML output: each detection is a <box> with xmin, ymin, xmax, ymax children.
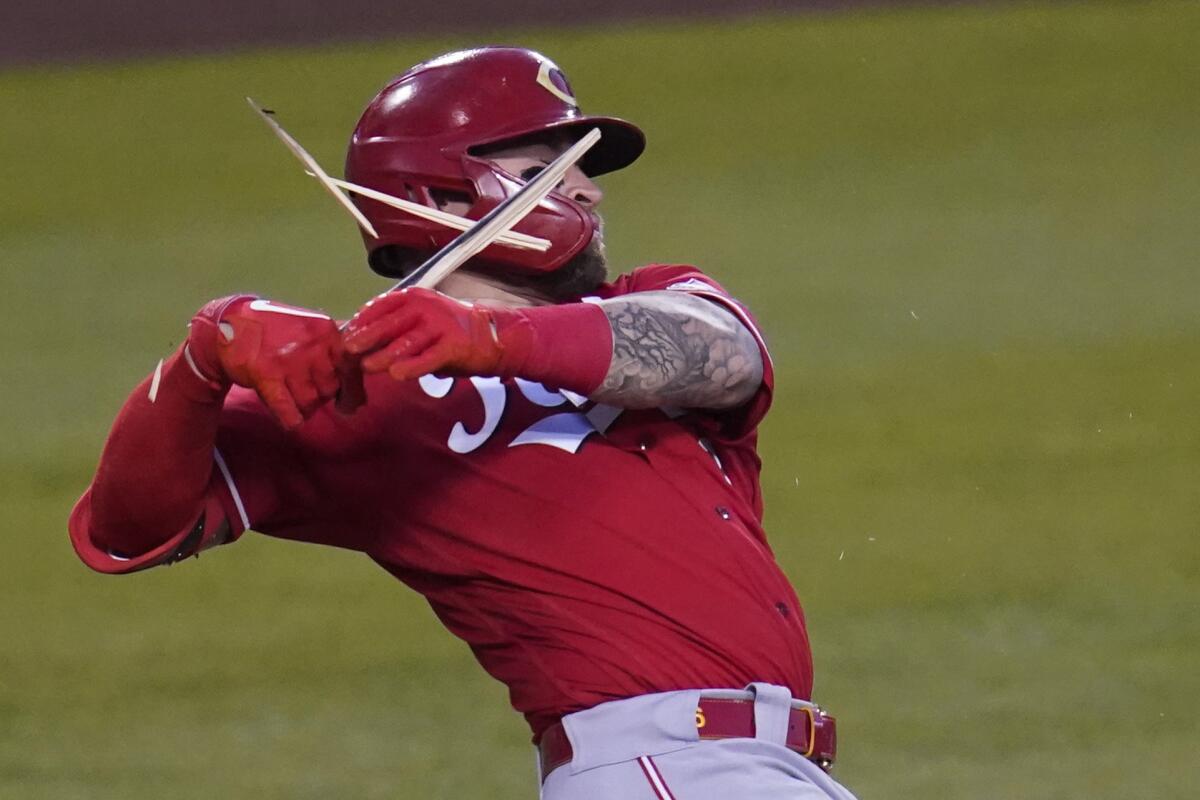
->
<box><xmin>592</xmin><ymin>292</ymin><xmax>764</xmax><ymax>410</ymax></box>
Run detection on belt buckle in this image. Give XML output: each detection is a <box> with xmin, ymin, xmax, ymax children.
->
<box><xmin>809</xmin><ymin>704</ymin><xmax>837</xmax><ymax>773</ymax></box>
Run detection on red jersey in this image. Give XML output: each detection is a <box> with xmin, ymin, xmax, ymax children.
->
<box><xmin>78</xmin><ymin>264</ymin><xmax>813</xmax><ymax>737</ymax></box>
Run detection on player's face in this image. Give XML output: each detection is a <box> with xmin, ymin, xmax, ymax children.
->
<box><xmin>488</xmin><ymin>138</ymin><xmax>609</xmax><ymax>300</ymax></box>
<box><xmin>437</xmin><ymin>139</ymin><xmax>605</xmax><ymax>217</ymax></box>
<box><xmin>437</xmin><ymin>136</ymin><xmax>609</xmax><ymax>303</ymax></box>
<box><xmin>484</xmin><ymin>141</ymin><xmax>605</xmax><ymax>212</ymax></box>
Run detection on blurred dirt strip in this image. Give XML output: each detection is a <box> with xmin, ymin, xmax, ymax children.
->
<box><xmin>0</xmin><ymin>0</ymin><xmax>984</xmax><ymax>68</ymax></box>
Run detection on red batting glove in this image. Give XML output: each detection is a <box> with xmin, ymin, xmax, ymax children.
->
<box><xmin>342</xmin><ymin>288</ymin><xmax>507</xmax><ymax>381</ymax></box>
<box><xmin>187</xmin><ymin>295</ymin><xmax>350</xmax><ymax>429</ymax></box>
<box><xmin>342</xmin><ymin>287</ymin><xmax>613</xmax><ymax>395</ymax></box>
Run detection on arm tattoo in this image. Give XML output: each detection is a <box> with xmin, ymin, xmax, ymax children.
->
<box><xmin>592</xmin><ymin>292</ymin><xmax>764</xmax><ymax>410</ymax></box>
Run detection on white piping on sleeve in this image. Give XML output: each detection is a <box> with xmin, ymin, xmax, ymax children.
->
<box><xmin>147</xmin><ymin>359</ymin><xmax>164</xmax><ymax>403</ymax></box>
<box><xmin>212</xmin><ymin>447</ymin><xmax>250</xmax><ymax>531</ymax></box>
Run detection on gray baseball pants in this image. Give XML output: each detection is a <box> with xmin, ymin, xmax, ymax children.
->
<box><xmin>537</xmin><ymin>683</ymin><xmax>860</xmax><ymax>799</ymax></box>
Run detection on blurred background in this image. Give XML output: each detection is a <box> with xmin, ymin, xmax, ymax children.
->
<box><xmin>2</xmin><ymin>0</ymin><xmax>1197</xmax><ymax>797</ymax></box>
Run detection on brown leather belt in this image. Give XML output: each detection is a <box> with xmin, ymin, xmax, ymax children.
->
<box><xmin>537</xmin><ymin>696</ymin><xmax>837</xmax><ymax>782</ymax></box>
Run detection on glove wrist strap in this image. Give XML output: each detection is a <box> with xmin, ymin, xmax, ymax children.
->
<box><xmin>491</xmin><ymin>302</ymin><xmax>613</xmax><ymax>396</ymax></box>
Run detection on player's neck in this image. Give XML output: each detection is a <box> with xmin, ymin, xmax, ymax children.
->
<box><xmin>436</xmin><ymin>271</ymin><xmax>555</xmax><ymax>308</ymax></box>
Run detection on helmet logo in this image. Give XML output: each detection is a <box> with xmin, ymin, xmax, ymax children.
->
<box><xmin>536</xmin><ymin>61</ymin><xmax>577</xmax><ymax>107</ymax></box>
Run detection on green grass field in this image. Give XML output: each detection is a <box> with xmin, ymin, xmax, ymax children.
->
<box><xmin>2</xmin><ymin>1</ymin><xmax>1198</xmax><ymax>797</ymax></box>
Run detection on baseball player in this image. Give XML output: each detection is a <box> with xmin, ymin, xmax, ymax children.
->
<box><xmin>69</xmin><ymin>47</ymin><xmax>858</xmax><ymax>799</ymax></box>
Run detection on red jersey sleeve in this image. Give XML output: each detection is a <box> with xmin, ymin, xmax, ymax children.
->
<box><xmin>68</xmin><ymin>349</ymin><xmax>254</xmax><ymax>575</ymax></box>
<box><xmin>70</xmin><ymin>386</ymin><xmax>365</xmax><ymax>573</ymax></box>
<box><xmin>601</xmin><ymin>264</ymin><xmax>775</xmax><ymax>444</ymax></box>
<box><xmin>69</xmin><ymin>473</ymin><xmax>245</xmax><ymax>574</ymax></box>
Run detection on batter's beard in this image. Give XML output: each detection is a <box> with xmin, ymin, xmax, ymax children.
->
<box><xmin>509</xmin><ymin>236</ymin><xmax>609</xmax><ymax>302</ymax></box>
<box><xmin>368</xmin><ymin>233</ymin><xmax>609</xmax><ymax>302</ymax></box>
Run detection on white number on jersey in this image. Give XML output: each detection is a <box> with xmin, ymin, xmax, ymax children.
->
<box><xmin>417</xmin><ymin>374</ymin><xmax>623</xmax><ymax>455</ymax></box>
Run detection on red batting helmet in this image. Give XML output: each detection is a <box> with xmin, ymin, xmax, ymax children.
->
<box><xmin>345</xmin><ymin>46</ymin><xmax>645</xmax><ymax>279</ymax></box>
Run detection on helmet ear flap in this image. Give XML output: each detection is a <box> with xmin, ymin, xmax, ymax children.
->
<box><xmin>362</xmin><ymin>160</ymin><xmax>594</xmax><ymax>278</ymax></box>
<box><xmin>460</xmin><ymin>155</ymin><xmax>594</xmax><ymax>274</ymax></box>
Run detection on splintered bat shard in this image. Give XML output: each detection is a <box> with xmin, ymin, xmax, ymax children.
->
<box><xmin>248</xmin><ymin>98</ymin><xmax>379</xmax><ymax>238</ymax></box>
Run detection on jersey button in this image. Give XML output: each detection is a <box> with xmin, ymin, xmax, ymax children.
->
<box><xmin>715</xmin><ymin>506</ymin><xmax>731</xmax><ymax>520</ymax></box>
